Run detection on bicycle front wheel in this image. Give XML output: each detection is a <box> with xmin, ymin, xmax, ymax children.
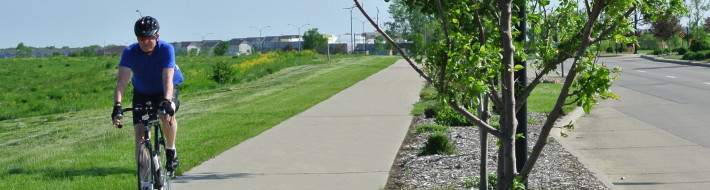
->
<box><xmin>137</xmin><ymin>141</ymin><xmax>153</xmax><ymax>190</ymax></box>
<box><xmin>156</xmin><ymin>139</ymin><xmax>171</xmax><ymax>189</ymax></box>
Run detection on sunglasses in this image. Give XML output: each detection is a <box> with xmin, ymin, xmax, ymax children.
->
<box><xmin>137</xmin><ymin>36</ymin><xmax>157</xmax><ymax>41</ymax></box>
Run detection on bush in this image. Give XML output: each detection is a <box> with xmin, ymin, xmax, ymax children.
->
<box><xmin>282</xmin><ymin>44</ymin><xmax>295</xmax><ymax>52</ymax></box>
<box><xmin>690</xmin><ymin>40</ymin><xmax>710</xmax><ymax>52</ymax></box>
<box><xmin>419</xmin><ymin>132</ymin><xmax>457</xmax><ymax>155</ymax></box>
<box><xmin>652</xmin><ymin>49</ymin><xmax>663</xmax><ymax>55</ymax></box>
<box><xmin>211</xmin><ymin>61</ymin><xmax>237</xmax><ymax>84</ymax></box>
<box><xmin>605</xmin><ymin>47</ymin><xmax>614</xmax><ymax>53</ymax></box>
<box><xmin>423</xmin><ymin>103</ymin><xmax>442</xmax><ymax>118</ymax></box>
<box><xmin>681</xmin><ymin>50</ymin><xmax>710</xmax><ymax>61</ymax></box>
<box><xmin>682</xmin><ymin>52</ymin><xmax>697</xmax><ymax>60</ymax></box>
<box><xmin>435</xmin><ymin>105</ymin><xmax>473</xmax><ymax>126</ymax></box>
<box><xmin>675</xmin><ymin>47</ymin><xmax>688</xmax><ymax>55</ymax></box>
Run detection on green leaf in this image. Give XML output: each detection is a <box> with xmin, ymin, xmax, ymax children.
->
<box><xmin>452</xmin><ymin>18</ymin><xmax>459</xmax><ymax>24</ymax></box>
<box><xmin>514</xmin><ymin>64</ymin><xmax>524</xmax><ymax>71</ymax></box>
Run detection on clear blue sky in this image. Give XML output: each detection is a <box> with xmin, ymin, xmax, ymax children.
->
<box><xmin>0</xmin><ymin>0</ymin><xmax>393</xmax><ymax>49</ymax></box>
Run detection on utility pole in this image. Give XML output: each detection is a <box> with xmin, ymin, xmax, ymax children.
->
<box><xmin>250</xmin><ymin>25</ymin><xmax>271</xmax><ymax>53</ymax></box>
<box><xmin>288</xmin><ymin>24</ymin><xmax>310</xmax><ymax>51</ymax></box>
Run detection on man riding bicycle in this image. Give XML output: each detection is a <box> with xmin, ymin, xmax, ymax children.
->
<box><xmin>112</xmin><ymin>16</ymin><xmax>183</xmax><ymax>173</ymax></box>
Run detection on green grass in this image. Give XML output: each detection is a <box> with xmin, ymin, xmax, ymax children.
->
<box><xmin>414</xmin><ymin>124</ymin><xmax>450</xmax><ymax>134</ymax></box>
<box><xmin>412</xmin><ymin>83</ymin><xmax>577</xmax><ymax>118</ymax></box>
<box><xmin>0</xmin><ymin>51</ymin><xmax>330</xmax><ymax>121</ymax></box>
<box><xmin>527</xmin><ymin>83</ymin><xmax>577</xmax><ymax>114</ymax></box>
<box><xmin>0</xmin><ymin>54</ymin><xmax>400</xmax><ymax>189</ymax></box>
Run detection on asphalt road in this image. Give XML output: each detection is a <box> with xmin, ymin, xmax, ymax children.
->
<box><xmin>558</xmin><ymin>54</ymin><xmax>710</xmax><ymax>189</ymax></box>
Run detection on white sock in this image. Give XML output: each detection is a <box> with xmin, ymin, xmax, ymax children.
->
<box><xmin>166</xmin><ymin>146</ymin><xmax>175</xmax><ymax>150</ymax></box>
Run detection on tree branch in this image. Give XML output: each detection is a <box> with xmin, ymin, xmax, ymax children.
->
<box><xmin>435</xmin><ymin>0</ymin><xmax>451</xmax><ymax>92</ymax></box>
<box><xmin>352</xmin><ymin>0</ymin><xmax>433</xmax><ymax>83</ymax></box>
<box><xmin>520</xmin><ymin>0</ymin><xmax>605</xmax><ymax>182</ymax></box>
<box><xmin>448</xmin><ymin>100</ymin><xmax>503</xmax><ymax>138</ymax></box>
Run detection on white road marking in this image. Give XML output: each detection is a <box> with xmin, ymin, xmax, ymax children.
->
<box><xmin>666</xmin><ymin>76</ymin><xmax>676</xmax><ymax>79</ymax></box>
<box><xmin>704</xmin><ymin>82</ymin><xmax>710</xmax><ymax>85</ymax></box>
<box><xmin>637</xmin><ymin>70</ymin><xmax>646</xmax><ymax>73</ymax></box>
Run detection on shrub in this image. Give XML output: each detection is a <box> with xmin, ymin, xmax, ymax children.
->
<box><xmin>419</xmin><ymin>132</ymin><xmax>457</xmax><ymax>155</ymax></box>
<box><xmin>435</xmin><ymin>105</ymin><xmax>473</xmax><ymax>126</ymax></box>
<box><xmin>652</xmin><ymin>49</ymin><xmax>663</xmax><ymax>55</ymax></box>
<box><xmin>423</xmin><ymin>104</ymin><xmax>441</xmax><ymax>118</ymax></box>
<box><xmin>690</xmin><ymin>40</ymin><xmax>710</xmax><ymax>52</ymax></box>
<box><xmin>605</xmin><ymin>47</ymin><xmax>614</xmax><ymax>53</ymax></box>
<box><xmin>211</xmin><ymin>61</ymin><xmax>237</xmax><ymax>84</ymax></box>
<box><xmin>415</xmin><ymin>124</ymin><xmax>450</xmax><ymax>134</ymax></box>
<box><xmin>681</xmin><ymin>50</ymin><xmax>710</xmax><ymax>61</ymax></box>
<box><xmin>682</xmin><ymin>52</ymin><xmax>696</xmax><ymax>60</ymax></box>
<box><xmin>282</xmin><ymin>44</ymin><xmax>295</xmax><ymax>52</ymax></box>
<box><xmin>676</xmin><ymin>47</ymin><xmax>688</xmax><ymax>55</ymax></box>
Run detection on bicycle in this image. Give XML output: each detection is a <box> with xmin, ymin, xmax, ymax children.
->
<box><xmin>115</xmin><ymin>101</ymin><xmax>173</xmax><ymax>190</ymax></box>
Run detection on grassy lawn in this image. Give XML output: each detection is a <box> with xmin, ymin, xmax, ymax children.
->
<box><xmin>0</xmin><ymin>54</ymin><xmax>399</xmax><ymax>189</ymax></box>
<box><xmin>413</xmin><ymin>83</ymin><xmax>577</xmax><ymax>117</ymax></box>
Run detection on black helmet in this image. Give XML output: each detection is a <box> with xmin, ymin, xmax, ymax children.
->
<box><xmin>134</xmin><ymin>16</ymin><xmax>159</xmax><ymax>37</ymax></box>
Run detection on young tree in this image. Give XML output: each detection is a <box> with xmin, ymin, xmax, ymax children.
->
<box><xmin>373</xmin><ymin>36</ymin><xmax>386</xmax><ymax>54</ymax></box>
<box><xmin>650</xmin><ymin>15</ymin><xmax>682</xmax><ymax>49</ymax></box>
<box><xmin>687</xmin><ymin>0</ymin><xmax>710</xmax><ymax>40</ymax></box>
<box><xmin>358</xmin><ymin>0</ymin><xmax>685</xmax><ymax>189</ymax></box>
<box><xmin>213</xmin><ymin>41</ymin><xmax>230</xmax><ymax>56</ymax></box>
<box><xmin>302</xmin><ymin>28</ymin><xmax>326</xmax><ymax>52</ymax></box>
<box><xmin>15</xmin><ymin>42</ymin><xmax>33</xmax><ymax>58</ymax></box>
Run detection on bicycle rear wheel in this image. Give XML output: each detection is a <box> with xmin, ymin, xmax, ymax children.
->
<box><xmin>137</xmin><ymin>141</ymin><xmax>153</xmax><ymax>190</ymax></box>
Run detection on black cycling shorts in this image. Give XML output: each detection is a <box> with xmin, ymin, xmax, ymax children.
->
<box><xmin>132</xmin><ymin>85</ymin><xmax>180</xmax><ymax>124</ymax></box>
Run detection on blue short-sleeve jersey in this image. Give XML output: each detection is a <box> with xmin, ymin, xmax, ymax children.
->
<box><xmin>119</xmin><ymin>40</ymin><xmax>184</xmax><ymax>95</ymax></box>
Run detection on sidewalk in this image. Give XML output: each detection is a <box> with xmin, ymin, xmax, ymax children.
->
<box><xmin>172</xmin><ymin>59</ymin><xmax>424</xmax><ymax>189</ymax></box>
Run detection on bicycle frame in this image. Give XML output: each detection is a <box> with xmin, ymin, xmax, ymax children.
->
<box><xmin>118</xmin><ymin>101</ymin><xmax>171</xmax><ymax>190</ymax></box>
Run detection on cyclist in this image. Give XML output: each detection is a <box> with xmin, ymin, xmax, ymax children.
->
<box><xmin>112</xmin><ymin>16</ymin><xmax>183</xmax><ymax>173</ymax></box>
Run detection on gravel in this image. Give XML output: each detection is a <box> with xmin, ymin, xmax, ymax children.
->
<box><xmin>385</xmin><ymin>112</ymin><xmax>610</xmax><ymax>190</ymax></box>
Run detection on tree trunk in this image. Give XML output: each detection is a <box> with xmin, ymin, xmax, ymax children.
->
<box><xmin>478</xmin><ymin>94</ymin><xmax>490</xmax><ymax>189</ymax></box>
<box><xmin>497</xmin><ymin>0</ymin><xmax>517</xmax><ymax>189</ymax></box>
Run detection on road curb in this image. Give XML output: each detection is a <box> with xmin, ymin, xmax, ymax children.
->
<box><xmin>639</xmin><ymin>54</ymin><xmax>710</xmax><ymax>68</ymax></box>
<box><xmin>550</xmin><ymin>107</ymin><xmax>617</xmax><ymax>189</ymax></box>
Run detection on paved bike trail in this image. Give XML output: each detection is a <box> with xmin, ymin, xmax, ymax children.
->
<box><xmin>172</xmin><ymin>59</ymin><xmax>424</xmax><ymax>189</ymax></box>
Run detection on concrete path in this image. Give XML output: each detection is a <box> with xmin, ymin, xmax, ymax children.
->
<box><xmin>172</xmin><ymin>59</ymin><xmax>424</xmax><ymax>189</ymax></box>
<box><xmin>555</xmin><ymin>55</ymin><xmax>710</xmax><ymax>189</ymax></box>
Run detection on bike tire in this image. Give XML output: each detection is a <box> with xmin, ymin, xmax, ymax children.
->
<box><xmin>156</xmin><ymin>137</ymin><xmax>171</xmax><ymax>190</ymax></box>
<box><xmin>137</xmin><ymin>141</ymin><xmax>153</xmax><ymax>190</ymax></box>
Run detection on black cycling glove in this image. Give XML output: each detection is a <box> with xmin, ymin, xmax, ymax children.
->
<box><xmin>112</xmin><ymin>103</ymin><xmax>122</xmax><ymax>119</ymax></box>
<box><xmin>160</xmin><ymin>99</ymin><xmax>175</xmax><ymax>116</ymax></box>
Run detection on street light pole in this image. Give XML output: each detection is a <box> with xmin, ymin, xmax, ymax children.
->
<box><xmin>288</xmin><ymin>24</ymin><xmax>310</xmax><ymax>51</ymax></box>
<box><xmin>353</xmin><ymin>18</ymin><xmax>366</xmax><ymax>54</ymax></box>
<box><xmin>193</xmin><ymin>33</ymin><xmax>213</xmax><ymax>55</ymax></box>
<box><xmin>344</xmin><ymin>5</ymin><xmax>356</xmax><ymax>54</ymax></box>
<box><xmin>250</xmin><ymin>25</ymin><xmax>271</xmax><ymax>53</ymax></box>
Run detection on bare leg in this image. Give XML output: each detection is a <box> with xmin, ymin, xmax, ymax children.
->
<box><xmin>160</xmin><ymin>116</ymin><xmax>177</xmax><ymax>148</ymax></box>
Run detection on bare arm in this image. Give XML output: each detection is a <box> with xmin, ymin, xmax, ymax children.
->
<box><xmin>162</xmin><ymin>68</ymin><xmax>174</xmax><ymax>100</ymax></box>
<box><xmin>113</xmin><ymin>66</ymin><xmax>131</xmax><ymax>126</ymax></box>
<box><xmin>114</xmin><ymin>66</ymin><xmax>132</xmax><ymax>104</ymax></box>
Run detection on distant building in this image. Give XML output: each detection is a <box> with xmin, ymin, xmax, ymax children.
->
<box><xmin>0</xmin><ymin>31</ymin><xmax>390</xmax><ymax>59</ymax></box>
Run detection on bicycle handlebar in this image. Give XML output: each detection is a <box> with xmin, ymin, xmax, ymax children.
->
<box><xmin>115</xmin><ymin>106</ymin><xmax>166</xmax><ymax>129</ymax></box>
